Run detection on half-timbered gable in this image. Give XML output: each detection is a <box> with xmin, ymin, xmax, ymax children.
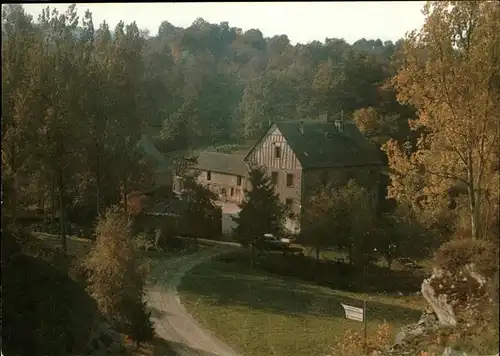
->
<box><xmin>244</xmin><ymin>125</ymin><xmax>303</xmax><ymax>221</ymax></box>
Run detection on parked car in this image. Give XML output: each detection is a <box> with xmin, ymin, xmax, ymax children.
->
<box><xmin>258</xmin><ymin>233</ymin><xmax>290</xmax><ymax>251</ymax></box>
<box><xmin>397</xmin><ymin>257</ymin><xmax>422</xmax><ymax>269</ymax></box>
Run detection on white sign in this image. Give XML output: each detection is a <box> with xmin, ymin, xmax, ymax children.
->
<box><xmin>341</xmin><ymin>303</ymin><xmax>364</xmax><ymax>322</ymax></box>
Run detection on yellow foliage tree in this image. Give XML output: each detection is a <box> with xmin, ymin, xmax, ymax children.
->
<box><xmin>383</xmin><ymin>1</ymin><xmax>500</xmax><ymax>240</ymax></box>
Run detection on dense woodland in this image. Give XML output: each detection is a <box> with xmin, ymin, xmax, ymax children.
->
<box><xmin>2</xmin><ymin>2</ymin><xmax>500</xmax><ymax>355</ymax></box>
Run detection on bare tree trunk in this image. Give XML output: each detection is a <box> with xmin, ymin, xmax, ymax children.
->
<box><xmin>467</xmin><ymin>184</ymin><xmax>479</xmax><ymax>240</ymax></box>
<box><xmin>122</xmin><ymin>176</ymin><xmax>128</xmax><ymax>216</ymax></box>
<box><xmin>51</xmin><ymin>180</ymin><xmax>56</xmax><ymax>233</ymax></box>
<box><xmin>96</xmin><ymin>152</ymin><xmax>101</xmax><ymax>217</ymax></box>
<box><xmin>467</xmin><ymin>154</ymin><xmax>479</xmax><ymax>240</ymax></box>
<box><xmin>39</xmin><ymin>188</ymin><xmax>45</xmax><ymax>214</ymax></box>
<box><xmin>122</xmin><ymin>137</ymin><xmax>128</xmax><ymax>216</ymax></box>
<box><xmin>10</xmin><ymin>141</ymin><xmax>18</xmax><ymax>219</ymax></box>
<box><xmin>58</xmin><ymin>168</ymin><xmax>67</xmax><ymax>252</ymax></box>
<box><xmin>250</xmin><ymin>242</ymin><xmax>255</xmax><ymax>268</ymax></box>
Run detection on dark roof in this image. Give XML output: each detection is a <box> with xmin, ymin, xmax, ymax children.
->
<box><xmin>193</xmin><ymin>151</ymin><xmax>247</xmax><ymax>176</ymax></box>
<box><xmin>272</xmin><ymin>120</ymin><xmax>382</xmax><ymax>169</ymax></box>
<box><xmin>143</xmin><ymin>197</ymin><xmax>189</xmax><ymax>217</ymax></box>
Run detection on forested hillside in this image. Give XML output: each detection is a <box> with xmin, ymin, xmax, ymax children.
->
<box><xmin>143</xmin><ymin>17</ymin><xmax>415</xmax><ymax>148</ymax></box>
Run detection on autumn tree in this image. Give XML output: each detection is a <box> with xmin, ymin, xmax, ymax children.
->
<box><xmin>383</xmin><ymin>1</ymin><xmax>500</xmax><ymax>240</ymax></box>
<box><xmin>338</xmin><ymin>180</ymin><xmax>376</xmax><ymax>266</ymax></box>
<box><xmin>82</xmin><ymin>206</ymin><xmax>153</xmax><ymax>343</ymax></box>
<box><xmin>370</xmin><ymin>205</ymin><xmax>436</xmax><ymax>275</ymax></box>
<box><xmin>304</xmin><ymin>179</ymin><xmax>375</xmax><ymax>265</ymax></box>
<box><xmin>1</xmin><ymin>4</ymin><xmax>39</xmax><ymax>216</ymax></box>
<box><xmin>302</xmin><ymin>189</ymin><xmax>339</xmax><ymax>261</ymax></box>
<box><xmin>353</xmin><ymin>107</ymin><xmax>400</xmax><ymax>146</ymax></box>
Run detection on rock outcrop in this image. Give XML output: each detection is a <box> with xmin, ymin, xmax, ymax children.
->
<box><xmin>387</xmin><ymin>263</ymin><xmax>498</xmax><ymax>356</ymax></box>
<box><xmin>421</xmin><ymin>268</ymin><xmax>457</xmax><ymax>326</ymax></box>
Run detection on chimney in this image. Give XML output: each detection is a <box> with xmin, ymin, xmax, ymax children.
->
<box><xmin>298</xmin><ymin>120</ymin><xmax>304</xmax><ymax>134</ymax></box>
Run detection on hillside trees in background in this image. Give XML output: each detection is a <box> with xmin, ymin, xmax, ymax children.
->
<box><xmin>143</xmin><ymin>15</ymin><xmax>415</xmax><ymax>146</ymax></box>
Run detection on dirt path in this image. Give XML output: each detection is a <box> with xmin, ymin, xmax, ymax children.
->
<box><xmin>146</xmin><ymin>248</ymin><xmax>242</xmax><ymax>356</ymax></box>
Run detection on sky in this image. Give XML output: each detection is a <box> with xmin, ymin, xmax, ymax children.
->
<box><xmin>21</xmin><ymin>2</ymin><xmax>426</xmax><ymax>45</ymax></box>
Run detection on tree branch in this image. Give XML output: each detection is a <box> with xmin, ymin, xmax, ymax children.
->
<box><xmin>425</xmin><ymin>168</ymin><xmax>469</xmax><ymax>187</ymax></box>
<box><xmin>435</xmin><ymin>38</ymin><xmax>470</xmax><ymax>170</ymax></box>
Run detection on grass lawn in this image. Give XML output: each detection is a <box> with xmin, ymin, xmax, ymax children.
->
<box><xmin>179</xmin><ymin>253</ymin><xmax>425</xmax><ymax>356</ymax></box>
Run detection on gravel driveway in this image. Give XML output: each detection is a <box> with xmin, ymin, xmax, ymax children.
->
<box><xmin>146</xmin><ymin>248</ymin><xmax>242</xmax><ymax>356</ymax></box>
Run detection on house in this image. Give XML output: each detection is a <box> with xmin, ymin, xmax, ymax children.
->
<box><xmin>171</xmin><ymin>151</ymin><xmax>248</xmax><ymax>236</ymax></box>
<box><xmin>181</xmin><ymin>151</ymin><xmax>248</xmax><ymax>204</ymax></box>
<box><xmin>244</xmin><ymin>119</ymin><xmax>383</xmax><ymax>233</ymax></box>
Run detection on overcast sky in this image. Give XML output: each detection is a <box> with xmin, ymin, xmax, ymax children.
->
<box><xmin>21</xmin><ymin>2</ymin><xmax>426</xmax><ymax>44</ymax></box>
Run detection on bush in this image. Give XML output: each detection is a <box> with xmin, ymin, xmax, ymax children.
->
<box><xmin>2</xmin><ymin>226</ymin><xmax>99</xmax><ymax>356</ymax></box>
<box><xmin>135</xmin><ymin>232</ymin><xmax>155</xmax><ymax>251</ymax></box>
<box><xmin>330</xmin><ymin>322</ymin><xmax>393</xmax><ymax>356</ymax></box>
<box><xmin>434</xmin><ymin>238</ymin><xmax>498</xmax><ymax>277</ymax></box>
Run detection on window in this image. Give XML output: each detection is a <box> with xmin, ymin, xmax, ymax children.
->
<box><xmin>207</xmin><ymin>171</ymin><xmax>212</xmax><ymax>181</ymax></box>
<box><xmin>285</xmin><ymin>198</ymin><xmax>293</xmax><ymax>207</ymax></box>
<box><xmin>271</xmin><ymin>171</ymin><xmax>278</xmax><ymax>185</ymax></box>
<box><xmin>230</xmin><ymin>187</ymin><xmax>234</xmax><ymax>196</ymax></box>
<box><xmin>286</xmin><ymin>173</ymin><xmax>294</xmax><ymax>187</ymax></box>
<box><xmin>237</xmin><ymin>175</ymin><xmax>242</xmax><ymax>186</ymax></box>
<box><xmin>274</xmin><ymin>146</ymin><xmax>281</xmax><ymax>159</ymax></box>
